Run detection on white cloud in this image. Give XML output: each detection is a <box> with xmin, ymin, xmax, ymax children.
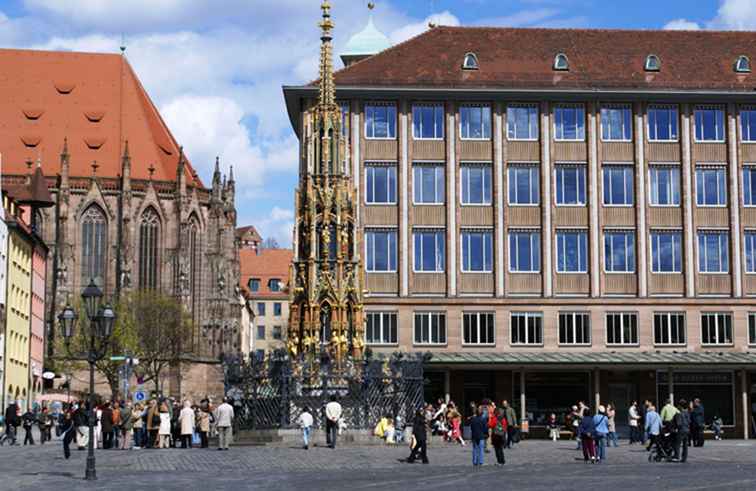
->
<box><xmin>710</xmin><ymin>0</ymin><xmax>756</xmax><ymax>30</ymax></box>
<box><xmin>664</xmin><ymin>18</ymin><xmax>701</xmax><ymax>30</ymax></box>
<box><xmin>390</xmin><ymin>11</ymin><xmax>460</xmax><ymax>44</ymax></box>
<box><xmin>251</xmin><ymin>206</ymin><xmax>295</xmax><ymax>247</ymax></box>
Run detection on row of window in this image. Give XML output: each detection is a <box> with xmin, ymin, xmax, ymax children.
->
<box><xmin>366</xmin><ymin>163</ymin><xmax>756</xmax><ymax>207</ymax></box>
<box><xmin>248</xmin><ymin>278</ymin><xmax>282</xmax><ymax>293</ymax></box>
<box><xmin>256</xmin><ymin>324</ymin><xmax>282</xmax><ymax>341</ymax></box>
<box><xmin>256</xmin><ymin>302</ymin><xmax>282</xmax><ymax>316</ymax></box>
<box><xmin>365</xmin><ymin>311</ymin><xmax>755</xmax><ymax>347</ymax></box>
<box><xmin>358</xmin><ymin>103</ymin><xmax>756</xmax><ymax>143</ymax></box>
<box><xmin>366</xmin><ymin>228</ymin><xmax>752</xmax><ymax>274</ymax></box>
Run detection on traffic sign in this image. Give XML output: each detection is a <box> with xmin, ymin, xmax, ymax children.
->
<box><xmin>110</xmin><ymin>356</ymin><xmax>127</xmax><ymax>361</ymax></box>
<box><xmin>134</xmin><ymin>391</ymin><xmax>146</xmax><ymax>402</ymax></box>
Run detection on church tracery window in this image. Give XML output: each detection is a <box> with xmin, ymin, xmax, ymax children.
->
<box><xmin>138</xmin><ymin>207</ymin><xmax>160</xmax><ymax>290</ymax></box>
<box><xmin>81</xmin><ymin>205</ymin><xmax>108</xmax><ymax>288</ymax></box>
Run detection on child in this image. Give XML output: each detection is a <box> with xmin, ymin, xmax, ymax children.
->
<box><xmin>712</xmin><ymin>415</ymin><xmax>723</xmax><ymax>440</ymax></box>
<box><xmin>158</xmin><ymin>403</ymin><xmax>171</xmax><ymax>449</ymax></box>
<box><xmin>298</xmin><ymin>406</ymin><xmax>313</xmax><ymax>450</ymax></box>
<box><xmin>547</xmin><ymin>413</ymin><xmax>560</xmax><ymax>442</ymax></box>
<box><xmin>385</xmin><ymin>418</ymin><xmax>396</xmax><ymax>444</ymax></box>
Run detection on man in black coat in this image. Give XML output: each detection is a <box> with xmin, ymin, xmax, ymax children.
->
<box><xmin>674</xmin><ymin>399</ymin><xmax>691</xmax><ymax>462</ymax></box>
<box><xmin>691</xmin><ymin>398</ymin><xmax>705</xmax><ymax>447</ymax></box>
<box><xmin>405</xmin><ymin>409</ymin><xmax>429</xmax><ymax>464</ymax></box>
<box><xmin>21</xmin><ymin>409</ymin><xmax>36</xmax><ymax>445</ymax></box>
<box><xmin>3</xmin><ymin>403</ymin><xmax>20</xmax><ymax>445</ymax></box>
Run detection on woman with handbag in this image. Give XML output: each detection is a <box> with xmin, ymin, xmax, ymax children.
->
<box><xmin>491</xmin><ymin>407</ymin><xmax>508</xmax><ymax>466</ymax></box>
<box><xmin>579</xmin><ymin>407</ymin><xmax>597</xmax><ymax>463</ymax></box>
<box><xmin>403</xmin><ymin>409</ymin><xmax>428</xmax><ymax>464</ymax></box>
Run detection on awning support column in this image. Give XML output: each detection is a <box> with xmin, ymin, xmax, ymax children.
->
<box><xmin>444</xmin><ymin>370</ymin><xmax>451</xmax><ymax>404</ymax></box>
<box><xmin>742</xmin><ymin>370</ymin><xmax>749</xmax><ymax>440</ymax></box>
<box><xmin>594</xmin><ymin>368</ymin><xmax>601</xmax><ymax>410</ymax></box>
<box><xmin>668</xmin><ymin>367</ymin><xmax>674</xmax><ymax>405</ymax></box>
<box><xmin>520</xmin><ymin>370</ymin><xmax>526</xmax><ymax>425</ymax></box>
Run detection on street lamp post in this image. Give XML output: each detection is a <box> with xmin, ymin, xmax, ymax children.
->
<box><xmin>59</xmin><ymin>279</ymin><xmax>116</xmax><ymax>481</ymax></box>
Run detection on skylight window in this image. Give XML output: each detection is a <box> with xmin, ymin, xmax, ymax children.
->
<box><xmin>553</xmin><ymin>53</ymin><xmax>569</xmax><ymax>71</ymax></box>
<box><xmin>736</xmin><ymin>55</ymin><xmax>751</xmax><ymax>73</ymax></box>
<box><xmin>645</xmin><ymin>54</ymin><xmax>661</xmax><ymax>72</ymax></box>
<box><xmin>462</xmin><ymin>52</ymin><xmax>479</xmax><ymax>70</ymax></box>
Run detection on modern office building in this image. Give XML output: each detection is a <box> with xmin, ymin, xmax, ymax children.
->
<box><xmin>284</xmin><ymin>21</ymin><xmax>756</xmax><ymax>436</ymax></box>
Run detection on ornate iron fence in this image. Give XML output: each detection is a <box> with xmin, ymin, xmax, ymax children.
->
<box><xmin>223</xmin><ymin>351</ymin><xmax>427</xmax><ymax>431</ymax></box>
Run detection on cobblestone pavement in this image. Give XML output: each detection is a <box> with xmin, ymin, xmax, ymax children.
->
<box><xmin>1</xmin><ymin>437</ymin><xmax>755</xmax><ymax>490</ymax></box>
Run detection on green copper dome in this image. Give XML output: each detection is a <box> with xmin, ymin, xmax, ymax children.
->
<box><xmin>341</xmin><ymin>17</ymin><xmax>391</xmax><ymax>58</ymax></box>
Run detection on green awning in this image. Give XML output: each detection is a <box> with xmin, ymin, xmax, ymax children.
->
<box><xmin>426</xmin><ymin>351</ymin><xmax>756</xmax><ymax>366</ymax></box>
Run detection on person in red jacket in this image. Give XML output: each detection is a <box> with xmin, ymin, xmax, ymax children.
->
<box><xmin>491</xmin><ymin>407</ymin><xmax>508</xmax><ymax>465</ymax></box>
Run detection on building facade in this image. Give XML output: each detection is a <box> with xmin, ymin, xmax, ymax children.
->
<box><xmin>284</xmin><ymin>21</ymin><xmax>756</xmax><ymax>436</ymax></box>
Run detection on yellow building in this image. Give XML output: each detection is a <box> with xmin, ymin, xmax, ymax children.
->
<box><xmin>2</xmin><ymin>195</ymin><xmax>32</xmax><ymax>411</ymax></box>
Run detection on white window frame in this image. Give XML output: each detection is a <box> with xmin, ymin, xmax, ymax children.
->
<box><xmin>506</xmin><ymin>104</ymin><xmax>539</xmax><ymax>141</ymax></box>
<box><xmin>693</xmin><ymin>105</ymin><xmax>726</xmax><ymax>143</ymax></box>
<box><xmin>413</xmin><ymin>311</ymin><xmax>447</xmax><ymax>346</ymax></box>
<box><xmin>743</xmin><ymin>166</ymin><xmax>756</xmax><ymax>206</ymax></box>
<box><xmin>554</xmin><ymin>164</ymin><xmax>587</xmax><ymax>207</ymax></box>
<box><xmin>604</xmin><ymin>229</ymin><xmax>636</xmax><ymax>273</ymax></box>
<box><xmin>648</xmin><ymin>165</ymin><xmax>681</xmax><ymax>207</ymax></box>
<box><xmin>645</xmin><ymin>54</ymin><xmax>661</xmax><ymax>72</ymax></box>
<box><xmin>460</xmin><ymin>164</ymin><xmax>492</xmax><ymax>205</ymax></box>
<box><xmin>462</xmin><ymin>52</ymin><xmax>479</xmax><ymax>70</ymax></box>
<box><xmin>365</xmin><ymin>311</ymin><xmax>398</xmax><ymax>345</ymax></box>
<box><xmin>509</xmin><ymin>312</ymin><xmax>543</xmax><ymax>346</ymax></box>
<box><xmin>462</xmin><ymin>311</ymin><xmax>496</xmax><ymax>346</ymax></box>
<box><xmin>365</xmin><ymin>228</ymin><xmax>398</xmax><ymax>273</ymax></box>
<box><xmin>508</xmin><ymin>164</ymin><xmax>540</xmax><ymax>206</ymax></box>
<box><xmin>700</xmin><ymin>312</ymin><xmax>733</xmax><ymax>346</ymax></box>
<box><xmin>459</xmin><ymin>104</ymin><xmax>492</xmax><ymax>140</ymax></box>
<box><xmin>364</xmin><ymin>163</ymin><xmax>397</xmax><ymax>205</ymax></box>
<box><xmin>740</xmin><ymin>106</ymin><xmax>756</xmax><ymax>143</ymax></box>
<box><xmin>605</xmin><ymin>312</ymin><xmax>639</xmax><ymax>346</ymax></box>
<box><xmin>461</xmin><ymin>228</ymin><xmax>494</xmax><ymax>273</ymax></box>
<box><xmin>413</xmin><ymin>228</ymin><xmax>445</xmax><ymax>273</ymax></box>
<box><xmin>646</xmin><ymin>104</ymin><xmax>679</xmax><ymax>143</ymax></box>
<box><xmin>553</xmin><ymin>53</ymin><xmax>569</xmax><ymax>71</ymax></box>
<box><xmin>653</xmin><ymin>312</ymin><xmax>687</xmax><ymax>347</ymax></box>
<box><xmin>556</xmin><ymin>229</ymin><xmax>588</xmax><ymax>273</ymax></box>
<box><xmin>412</xmin><ymin>104</ymin><xmax>445</xmax><ymax>140</ymax></box>
<box><xmin>602</xmin><ymin>164</ymin><xmax>634</xmax><ymax>207</ymax></box>
<box><xmin>412</xmin><ymin>163</ymin><xmax>445</xmax><ymax>205</ymax></box>
<box><xmin>508</xmin><ymin>229</ymin><xmax>541</xmax><ymax>273</ymax></box>
<box><xmin>695</xmin><ymin>166</ymin><xmax>728</xmax><ymax>207</ymax></box>
<box><xmin>745</xmin><ymin>230</ymin><xmax>756</xmax><ymax>274</ymax></box>
<box><xmin>600</xmin><ymin>104</ymin><xmax>633</xmax><ymax>142</ymax></box>
<box><xmin>364</xmin><ymin>102</ymin><xmax>397</xmax><ymax>140</ymax></box>
<box><xmin>697</xmin><ymin>230</ymin><xmax>729</xmax><ymax>274</ymax></box>
<box><xmin>558</xmin><ymin>312</ymin><xmax>592</xmax><ymax>346</ymax></box>
<box><xmin>553</xmin><ymin>104</ymin><xmax>586</xmax><ymax>141</ymax></box>
<box><xmin>736</xmin><ymin>55</ymin><xmax>751</xmax><ymax>73</ymax></box>
<box><xmin>649</xmin><ymin>230</ymin><xmax>683</xmax><ymax>274</ymax></box>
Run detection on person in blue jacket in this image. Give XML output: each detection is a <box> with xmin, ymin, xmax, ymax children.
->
<box><xmin>645</xmin><ymin>404</ymin><xmax>662</xmax><ymax>451</ymax></box>
<box><xmin>593</xmin><ymin>405</ymin><xmax>610</xmax><ymax>463</ymax></box>
<box><xmin>470</xmin><ymin>405</ymin><xmax>489</xmax><ymax>467</ymax></box>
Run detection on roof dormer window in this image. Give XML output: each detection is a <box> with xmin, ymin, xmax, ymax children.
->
<box><xmin>553</xmin><ymin>53</ymin><xmax>569</xmax><ymax>71</ymax></box>
<box><xmin>736</xmin><ymin>55</ymin><xmax>751</xmax><ymax>73</ymax></box>
<box><xmin>645</xmin><ymin>54</ymin><xmax>661</xmax><ymax>72</ymax></box>
<box><xmin>462</xmin><ymin>52</ymin><xmax>479</xmax><ymax>70</ymax></box>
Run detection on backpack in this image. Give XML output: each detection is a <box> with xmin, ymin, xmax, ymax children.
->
<box><xmin>494</xmin><ymin>416</ymin><xmax>507</xmax><ymax>437</ymax></box>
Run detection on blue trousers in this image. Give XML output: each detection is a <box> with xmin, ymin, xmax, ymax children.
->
<box><xmin>472</xmin><ymin>439</ymin><xmax>485</xmax><ymax>465</ymax></box>
<box><xmin>302</xmin><ymin>427</ymin><xmax>310</xmax><ymax>447</ymax></box>
<box><xmin>596</xmin><ymin>435</ymin><xmax>607</xmax><ymax>461</ymax></box>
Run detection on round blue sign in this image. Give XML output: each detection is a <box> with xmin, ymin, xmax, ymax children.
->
<box><xmin>134</xmin><ymin>391</ymin><xmax>146</xmax><ymax>402</ymax></box>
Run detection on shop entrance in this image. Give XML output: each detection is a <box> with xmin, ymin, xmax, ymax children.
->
<box><xmin>607</xmin><ymin>383</ymin><xmax>635</xmax><ymax>436</ymax></box>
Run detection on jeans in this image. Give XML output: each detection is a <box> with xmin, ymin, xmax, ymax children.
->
<box><xmin>62</xmin><ymin>427</ymin><xmax>75</xmax><ymax>459</ymax></box>
<box><xmin>608</xmin><ymin>431</ymin><xmax>619</xmax><ymax>447</ymax></box>
<box><xmin>218</xmin><ymin>426</ymin><xmax>232</xmax><ymax>449</ymax></box>
<box><xmin>472</xmin><ymin>439</ymin><xmax>485</xmax><ymax>465</ymax></box>
<box><xmin>326</xmin><ymin>420</ymin><xmax>338</xmax><ymax>448</ymax></box>
<box><xmin>23</xmin><ymin>427</ymin><xmax>34</xmax><ymax>445</ymax></box>
<box><xmin>675</xmin><ymin>432</ymin><xmax>689</xmax><ymax>461</ymax></box>
<box><xmin>133</xmin><ymin>427</ymin><xmax>143</xmax><ymax>447</ymax></box>
<box><xmin>302</xmin><ymin>427</ymin><xmax>311</xmax><ymax>447</ymax></box>
<box><xmin>492</xmin><ymin>435</ymin><xmax>505</xmax><ymax>464</ymax></box>
<box><xmin>596</xmin><ymin>435</ymin><xmax>607</xmax><ymax>461</ymax></box>
<box><xmin>199</xmin><ymin>431</ymin><xmax>208</xmax><ymax>448</ymax></box>
<box><xmin>629</xmin><ymin>426</ymin><xmax>640</xmax><ymax>444</ymax></box>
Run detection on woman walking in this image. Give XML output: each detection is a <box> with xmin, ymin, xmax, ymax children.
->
<box><xmin>158</xmin><ymin>402</ymin><xmax>171</xmax><ymax>449</ymax></box>
<box><xmin>196</xmin><ymin>407</ymin><xmax>210</xmax><ymax>448</ymax></box>
<box><xmin>179</xmin><ymin>401</ymin><xmax>195</xmax><ymax>448</ymax></box>
<box><xmin>491</xmin><ymin>407</ymin><xmax>507</xmax><ymax>466</ymax></box>
<box><xmin>593</xmin><ymin>405</ymin><xmax>609</xmax><ymax>463</ymax></box>
<box><xmin>606</xmin><ymin>403</ymin><xmax>619</xmax><ymax>447</ymax></box>
<box><xmin>579</xmin><ymin>407</ymin><xmax>597</xmax><ymax>463</ymax></box>
<box><xmin>132</xmin><ymin>403</ymin><xmax>144</xmax><ymax>449</ymax></box>
<box><xmin>470</xmin><ymin>405</ymin><xmax>488</xmax><ymax>467</ymax></box>
<box><xmin>60</xmin><ymin>406</ymin><xmax>75</xmax><ymax>459</ymax></box>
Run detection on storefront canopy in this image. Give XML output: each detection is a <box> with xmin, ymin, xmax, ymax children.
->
<box><xmin>426</xmin><ymin>351</ymin><xmax>756</xmax><ymax>366</ymax></box>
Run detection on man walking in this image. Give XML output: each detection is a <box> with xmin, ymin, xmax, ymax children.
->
<box><xmin>674</xmin><ymin>399</ymin><xmax>690</xmax><ymax>462</ymax></box>
<box><xmin>21</xmin><ymin>407</ymin><xmax>36</xmax><ymax>445</ymax></box>
<box><xmin>214</xmin><ymin>397</ymin><xmax>234</xmax><ymax>450</ymax></box>
<box><xmin>628</xmin><ymin>401</ymin><xmax>640</xmax><ymax>444</ymax></box>
<box><xmin>404</xmin><ymin>409</ymin><xmax>429</xmax><ymax>464</ymax></box>
<box><xmin>691</xmin><ymin>398</ymin><xmax>705</xmax><ymax>447</ymax></box>
<box><xmin>325</xmin><ymin>395</ymin><xmax>342</xmax><ymax>449</ymax></box>
<box><xmin>470</xmin><ymin>405</ymin><xmax>488</xmax><ymax>467</ymax></box>
<box><xmin>2</xmin><ymin>402</ymin><xmax>19</xmax><ymax>446</ymax></box>
<box><xmin>644</xmin><ymin>404</ymin><xmax>661</xmax><ymax>451</ymax></box>
<box><xmin>660</xmin><ymin>398</ymin><xmax>679</xmax><ymax>425</ymax></box>
<box><xmin>502</xmin><ymin>400</ymin><xmax>518</xmax><ymax>449</ymax></box>
<box><xmin>297</xmin><ymin>406</ymin><xmax>313</xmax><ymax>450</ymax></box>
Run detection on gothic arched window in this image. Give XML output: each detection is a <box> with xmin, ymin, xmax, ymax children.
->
<box><xmin>188</xmin><ymin>217</ymin><xmax>201</xmax><ymax>322</ymax></box>
<box><xmin>81</xmin><ymin>204</ymin><xmax>108</xmax><ymax>288</ymax></box>
<box><xmin>138</xmin><ymin>207</ymin><xmax>160</xmax><ymax>290</ymax></box>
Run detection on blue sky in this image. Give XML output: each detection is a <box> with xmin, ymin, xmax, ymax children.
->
<box><xmin>0</xmin><ymin>0</ymin><xmax>751</xmax><ymax>245</ymax></box>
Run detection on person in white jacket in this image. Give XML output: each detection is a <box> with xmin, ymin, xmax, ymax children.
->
<box><xmin>179</xmin><ymin>401</ymin><xmax>195</xmax><ymax>449</ymax></box>
<box><xmin>214</xmin><ymin>397</ymin><xmax>235</xmax><ymax>450</ymax></box>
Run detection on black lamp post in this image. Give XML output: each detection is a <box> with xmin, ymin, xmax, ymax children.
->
<box><xmin>59</xmin><ymin>279</ymin><xmax>116</xmax><ymax>481</ymax></box>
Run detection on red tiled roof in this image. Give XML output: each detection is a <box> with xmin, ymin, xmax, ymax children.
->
<box><xmin>329</xmin><ymin>27</ymin><xmax>756</xmax><ymax>91</ymax></box>
<box><xmin>0</xmin><ymin>48</ymin><xmax>202</xmax><ymax>185</ymax></box>
<box><xmin>236</xmin><ymin>225</ymin><xmax>262</xmax><ymax>241</ymax></box>
<box><xmin>240</xmin><ymin>248</ymin><xmax>293</xmax><ymax>298</ymax></box>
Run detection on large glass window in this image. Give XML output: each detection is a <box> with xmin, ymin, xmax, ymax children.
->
<box><xmin>413</xmin><ymin>164</ymin><xmax>444</xmax><ymax>204</ymax></box>
<box><xmin>603</xmin><ymin>166</ymin><xmax>634</xmax><ymax>206</ymax></box>
<box><xmin>647</xmin><ymin>105</ymin><xmax>679</xmax><ymax>141</ymax></box>
<box><xmin>81</xmin><ymin>205</ymin><xmax>108</xmax><ymax>288</ymax></box>
<box><xmin>413</xmin><ymin>229</ymin><xmax>445</xmax><ymax>272</ymax></box>
<box><xmin>412</xmin><ymin>104</ymin><xmax>444</xmax><ymax>139</ymax></box>
<box><xmin>604</xmin><ymin>231</ymin><xmax>635</xmax><ymax>273</ymax></box>
<box><xmin>365</xmin><ymin>103</ymin><xmax>397</xmax><ymax>139</ymax></box>
<box><xmin>414</xmin><ymin>312</ymin><xmax>447</xmax><ymax>345</ymax></box>
<box><xmin>461</xmin><ymin>230</ymin><xmax>493</xmax><ymax>272</ymax></box>
<box><xmin>650</xmin><ymin>231</ymin><xmax>682</xmax><ymax>273</ymax></box>
<box><xmin>508</xmin><ymin>165</ymin><xmax>539</xmax><ymax>205</ymax></box>
<box><xmin>460</xmin><ymin>105</ymin><xmax>491</xmax><ymax>139</ymax></box>
<box><xmin>556</xmin><ymin>230</ymin><xmax>588</xmax><ymax>273</ymax></box>
<box><xmin>559</xmin><ymin>312</ymin><xmax>591</xmax><ymax>345</ymax></box>
<box><xmin>745</xmin><ymin>231</ymin><xmax>756</xmax><ymax>273</ymax></box>
<box><xmin>554</xmin><ymin>104</ymin><xmax>585</xmax><ymax>141</ymax></box>
<box><xmin>365</xmin><ymin>229</ymin><xmax>397</xmax><ymax>272</ymax></box>
<box><xmin>366</xmin><ymin>311</ymin><xmax>398</xmax><ymax>345</ymax></box>
<box><xmin>510</xmin><ymin>312</ymin><xmax>543</xmax><ymax>345</ymax></box>
<box><xmin>138</xmin><ymin>206</ymin><xmax>160</xmax><ymax>290</ymax></box>
<box><xmin>461</xmin><ymin>165</ymin><xmax>492</xmax><ymax>205</ymax></box>
<box><xmin>507</xmin><ymin>104</ymin><xmax>539</xmax><ymax>140</ymax></box>
<box><xmin>365</xmin><ymin>164</ymin><xmax>396</xmax><ymax>204</ymax></box>
<box><xmin>649</xmin><ymin>166</ymin><xmax>681</xmax><ymax>206</ymax></box>
<box><xmin>555</xmin><ymin>165</ymin><xmax>587</xmax><ymax>206</ymax></box>
<box><xmin>696</xmin><ymin>167</ymin><xmax>727</xmax><ymax>206</ymax></box>
<box><xmin>509</xmin><ymin>230</ymin><xmax>541</xmax><ymax>273</ymax></box>
<box><xmin>742</xmin><ymin>108</ymin><xmax>756</xmax><ymax>142</ymax></box>
<box><xmin>701</xmin><ymin>313</ymin><xmax>733</xmax><ymax>345</ymax></box>
<box><xmin>694</xmin><ymin>105</ymin><xmax>725</xmax><ymax>142</ymax></box>
<box><xmin>654</xmin><ymin>312</ymin><xmax>686</xmax><ymax>346</ymax></box>
<box><xmin>600</xmin><ymin>105</ymin><xmax>633</xmax><ymax>141</ymax></box>
<box><xmin>606</xmin><ymin>313</ymin><xmax>639</xmax><ymax>345</ymax></box>
<box><xmin>749</xmin><ymin>313</ymin><xmax>756</xmax><ymax>346</ymax></box>
<box><xmin>743</xmin><ymin>167</ymin><xmax>756</xmax><ymax>206</ymax></box>
<box><xmin>273</xmin><ymin>303</ymin><xmax>282</xmax><ymax>316</ymax></box>
<box><xmin>698</xmin><ymin>231</ymin><xmax>729</xmax><ymax>273</ymax></box>
<box><xmin>257</xmin><ymin>302</ymin><xmax>266</xmax><ymax>316</ymax></box>
<box><xmin>340</xmin><ymin>102</ymin><xmax>349</xmax><ymax>137</ymax></box>
<box><xmin>463</xmin><ymin>312</ymin><xmax>495</xmax><ymax>345</ymax></box>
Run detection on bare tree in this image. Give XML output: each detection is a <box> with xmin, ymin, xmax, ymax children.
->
<box><xmin>262</xmin><ymin>237</ymin><xmax>280</xmax><ymax>249</ymax></box>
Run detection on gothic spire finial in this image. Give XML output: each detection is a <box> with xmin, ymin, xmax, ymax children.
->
<box><xmin>318</xmin><ymin>0</ymin><xmax>336</xmax><ymax>110</ymax></box>
<box><xmin>228</xmin><ymin>165</ymin><xmax>235</xmax><ymax>183</ymax></box>
<box><xmin>61</xmin><ymin>137</ymin><xmax>69</xmax><ymax>157</ymax></box>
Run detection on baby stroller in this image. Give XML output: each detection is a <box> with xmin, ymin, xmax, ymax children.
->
<box><xmin>648</xmin><ymin>423</ymin><xmax>676</xmax><ymax>463</ymax></box>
